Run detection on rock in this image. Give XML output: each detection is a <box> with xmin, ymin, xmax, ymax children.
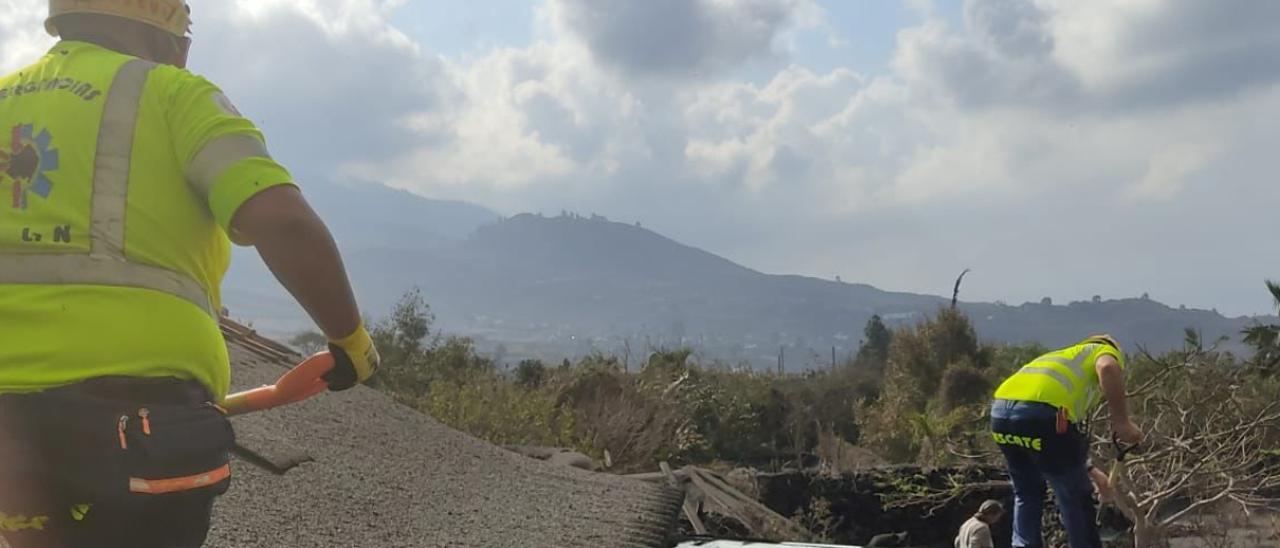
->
<box><xmin>504</xmin><ymin>445</ymin><xmax>601</xmax><ymax>470</ymax></box>
<box><xmin>548</xmin><ymin>451</ymin><xmax>598</xmax><ymax>470</ymax></box>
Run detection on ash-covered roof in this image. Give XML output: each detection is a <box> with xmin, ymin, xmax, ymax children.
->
<box><xmin>209</xmin><ymin>320</ymin><xmax>681</xmax><ymax>548</ymax></box>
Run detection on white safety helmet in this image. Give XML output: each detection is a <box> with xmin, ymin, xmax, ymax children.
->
<box><xmin>46</xmin><ymin>0</ymin><xmax>191</xmax><ymax>38</ymax></box>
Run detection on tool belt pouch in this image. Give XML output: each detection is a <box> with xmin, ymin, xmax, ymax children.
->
<box><xmin>115</xmin><ymin>402</ymin><xmax>235</xmax><ymax>500</ymax></box>
<box><xmin>1055</xmin><ymin>406</ymin><xmax>1070</xmax><ymax>435</ymax></box>
<box><xmin>21</xmin><ymin>392</ymin><xmax>235</xmax><ymax>502</ymax></box>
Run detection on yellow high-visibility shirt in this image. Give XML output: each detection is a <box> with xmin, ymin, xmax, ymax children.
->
<box><xmin>0</xmin><ymin>41</ymin><xmax>295</xmax><ymax>400</ymax></box>
<box><xmin>995</xmin><ymin>341</ymin><xmax>1125</xmax><ymax>422</ymax></box>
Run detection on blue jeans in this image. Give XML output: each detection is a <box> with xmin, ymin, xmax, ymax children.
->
<box><xmin>991</xmin><ymin>399</ymin><xmax>1100</xmax><ymax>548</ymax></box>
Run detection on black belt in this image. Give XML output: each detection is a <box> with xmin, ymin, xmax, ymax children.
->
<box><xmin>54</xmin><ymin>376</ymin><xmax>211</xmax><ymax>405</ymax></box>
<box><xmin>2</xmin><ymin>376</ymin><xmax>211</xmax><ymax>408</ymax></box>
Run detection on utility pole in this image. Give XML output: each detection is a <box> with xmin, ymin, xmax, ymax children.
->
<box><xmin>778</xmin><ymin>346</ymin><xmax>785</xmax><ymax>376</ymax></box>
<box><xmin>832</xmin><ymin>346</ymin><xmax>837</xmax><ymax>371</ymax></box>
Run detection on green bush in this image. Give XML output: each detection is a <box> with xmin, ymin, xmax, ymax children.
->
<box><xmin>514</xmin><ymin>359</ymin><xmax>548</xmax><ymax>389</ymax></box>
<box><xmin>364</xmin><ymin>291</ymin><xmax>1032</xmax><ymax>469</ymax></box>
<box><xmin>424</xmin><ymin>372</ymin><xmax>574</xmax><ymax>447</ymax></box>
<box><xmin>854</xmin><ymin>308</ymin><xmax>1009</xmax><ymax>464</ymax></box>
<box><xmin>938</xmin><ymin>363</ymin><xmax>991</xmax><ymax>412</ymax></box>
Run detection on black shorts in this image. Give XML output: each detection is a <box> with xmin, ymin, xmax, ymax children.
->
<box><xmin>0</xmin><ymin>377</ymin><xmax>234</xmax><ymax>548</ymax></box>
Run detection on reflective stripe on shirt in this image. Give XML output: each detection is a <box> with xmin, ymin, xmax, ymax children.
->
<box><xmin>0</xmin><ymin>59</ymin><xmax>214</xmax><ymax>316</ymax></box>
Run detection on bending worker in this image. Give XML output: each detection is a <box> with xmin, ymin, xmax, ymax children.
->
<box><xmin>0</xmin><ymin>2</ymin><xmax>379</xmax><ymax>547</ymax></box>
<box><xmin>955</xmin><ymin>500</ymin><xmax>1004</xmax><ymax>548</ymax></box>
<box><xmin>989</xmin><ymin>335</ymin><xmax>1144</xmax><ymax>548</ymax></box>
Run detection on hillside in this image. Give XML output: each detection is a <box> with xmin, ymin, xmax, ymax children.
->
<box><xmin>219</xmin><ymin>180</ymin><xmax>501</xmax><ymax>334</ymax></box>
<box><xmin>221</xmin><ymin>184</ymin><xmax>1266</xmax><ymax>368</ymax></box>
<box><xmin>301</xmin><ymin>180</ymin><xmax>501</xmax><ymax>248</ymax></box>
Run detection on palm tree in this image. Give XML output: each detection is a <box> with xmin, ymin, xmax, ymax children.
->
<box><xmin>1241</xmin><ymin>280</ymin><xmax>1280</xmax><ymax>374</ymax></box>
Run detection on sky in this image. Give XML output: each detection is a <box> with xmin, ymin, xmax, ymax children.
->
<box><xmin>2</xmin><ymin>0</ymin><xmax>1279</xmax><ymax>316</ymax></box>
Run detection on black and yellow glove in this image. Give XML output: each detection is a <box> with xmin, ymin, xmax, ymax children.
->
<box><xmin>324</xmin><ymin>324</ymin><xmax>380</xmax><ymax>391</ymax></box>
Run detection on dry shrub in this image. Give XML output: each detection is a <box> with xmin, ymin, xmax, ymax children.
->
<box><xmin>856</xmin><ymin>364</ymin><xmax>926</xmax><ymax>463</ymax></box>
<box><xmin>1185</xmin><ymin>511</ymin><xmax>1236</xmax><ymax>548</ymax></box>
<box><xmin>938</xmin><ymin>362</ymin><xmax>990</xmax><ymax>412</ymax></box>
<box><xmin>816</xmin><ymin>429</ymin><xmax>887</xmax><ymax>473</ymax></box>
<box><xmin>552</xmin><ymin>367</ymin><xmax>687</xmax><ymax>472</ymax></box>
<box><xmin>423</xmin><ymin>372</ymin><xmax>573</xmax><ymax>447</ymax></box>
<box><xmin>791</xmin><ymin>496</ymin><xmax>840</xmax><ymax>543</ymax></box>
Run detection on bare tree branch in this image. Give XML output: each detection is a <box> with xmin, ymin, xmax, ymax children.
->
<box><xmin>1104</xmin><ymin>346</ymin><xmax>1280</xmax><ymax>546</ymax></box>
<box><xmin>951</xmin><ymin>269</ymin><xmax>970</xmax><ymax>310</ymax></box>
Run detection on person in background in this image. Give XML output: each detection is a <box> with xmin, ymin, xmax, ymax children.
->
<box><xmin>956</xmin><ymin>500</ymin><xmax>1005</xmax><ymax>548</ymax></box>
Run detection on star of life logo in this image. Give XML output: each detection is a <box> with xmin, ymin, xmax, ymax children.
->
<box><xmin>0</xmin><ymin>123</ymin><xmax>59</xmax><ymax>210</ymax></box>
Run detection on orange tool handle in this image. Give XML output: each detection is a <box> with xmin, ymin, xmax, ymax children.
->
<box><xmin>221</xmin><ymin>352</ymin><xmax>335</xmax><ymax>416</ymax></box>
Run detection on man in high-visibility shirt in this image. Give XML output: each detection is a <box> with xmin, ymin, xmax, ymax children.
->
<box><xmin>990</xmin><ymin>335</ymin><xmax>1144</xmax><ymax>548</ymax></box>
<box><xmin>0</xmin><ymin>1</ymin><xmax>379</xmax><ymax>547</ymax></box>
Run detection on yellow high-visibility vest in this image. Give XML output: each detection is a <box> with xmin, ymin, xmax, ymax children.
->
<box><xmin>0</xmin><ymin>41</ymin><xmax>294</xmax><ymax>400</ymax></box>
<box><xmin>994</xmin><ymin>341</ymin><xmax>1125</xmax><ymax>422</ymax></box>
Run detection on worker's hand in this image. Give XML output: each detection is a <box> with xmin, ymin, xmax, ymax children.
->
<box><xmin>1113</xmin><ymin>419</ymin><xmax>1145</xmax><ymax>446</ymax></box>
<box><xmin>324</xmin><ymin>324</ymin><xmax>380</xmax><ymax>391</ymax></box>
<box><xmin>1088</xmin><ymin>466</ymin><xmax>1114</xmax><ymax>503</ymax></box>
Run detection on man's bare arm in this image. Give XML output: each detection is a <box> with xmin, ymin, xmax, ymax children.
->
<box><xmin>229</xmin><ymin>185</ymin><xmax>360</xmax><ymax>340</ymax></box>
<box><xmin>1098</xmin><ymin>354</ymin><xmax>1144</xmax><ymax>443</ymax></box>
<box><xmin>1097</xmin><ymin>354</ymin><xmax>1129</xmax><ymax>421</ymax></box>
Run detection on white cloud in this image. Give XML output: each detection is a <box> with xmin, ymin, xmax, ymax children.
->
<box><xmin>546</xmin><ymin>0</ymin><xmax>820</xmax><ymax>79</ymax></box>
<box><xmin>1046</xmin><ymin>0</ymin><xmax>1280</xmax><ymax>102</ymax></box>
<box><xmin>1125</xmin><ymin>142</ymin><xmax>1219</xmax><ymax>202</ymax></box>
<box><xmin>184</xmin><ymin>1</ymin><xmax>447</xmax><ymax>177</ymax></box>
<box><xmin>356</xmin><ymin>38</ymin><xmax>639</xmax><ymax>191</ymax></box>
<box><xmin>225</xmin><ymin>0</ymin><xmax>411</xmax><ymax>43</ymax></box>
<box><xmin>3</xmin><ymin>0</ymin><xmax>1278</xmax><ymax>314</ymax></box>
<box><xmin>683</xmin><ymin>67</ymin><xmax>866</xmax><ymax>192</ymax></box>
<box><xmin>893</xmin><ymin>0</ymin><xmax>1280</xmax><ymax>110</ymax></box>
<box><xmin>0</xmin><ymin>0</ymin><xmax>54</xmax><ymax>73</ymax></box>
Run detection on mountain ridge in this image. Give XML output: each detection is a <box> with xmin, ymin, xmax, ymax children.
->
<box><xmin>221</xmin><ymin>183</ymin><xmax>1269</xmax><ymax>368</ymax></box>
